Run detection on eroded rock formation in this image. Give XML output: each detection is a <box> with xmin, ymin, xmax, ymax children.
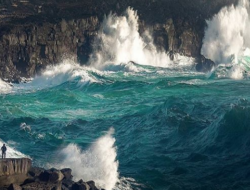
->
<box><xmin>0</xmin><ymin>0</ymin><xmax>238</xmax><ymax>81</ymax></box>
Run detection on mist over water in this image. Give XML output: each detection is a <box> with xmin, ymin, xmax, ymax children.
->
<box><xmin>89</xmin><ymin>8</ymin><xmax>194</xmax><ymax>69</ymax></box>
<box><xmin>57</xmin><ymin>128</ymin><xmax>118</xmax><ymax>190</ymax></box>
<box><xmin>202</xmin><ymin>0</ymin><xmax>250</xmax><ymax>64</ymax></box>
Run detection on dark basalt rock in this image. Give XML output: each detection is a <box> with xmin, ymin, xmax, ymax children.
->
<box><xmin>28</xmin><ymin>167</ymin><xmax>44</xmax><ymax>178</ymax></box>
<box><xmin>60</xmin><ymin>168</ymin><xmax>73</xmax><ymax>180</ymax></box>
<box><xmin>39</xmin><ymin>168</ymin><xmax>64</xmax><ymax>183</ymax></box>
<box><xmin>0</xmin><ymin>0</ymin><xmax>238</xmax><ymax>81</ymax></box>
<box><xmin>62</xmin><ymin>178</ymin><xmax>74</xmax><ymax>189</ymax></box>
<box><xmin>196</xmin><ymin>55</ymin><xmax>216</xmax><ymax>72</ymax></box>
<box><xmin>0</xmin><ymin>159</ymin><xmax>101</xmax><ymax>190</ymax></box>
<box><xmin>87</xmin><ymin>181</ymin><xmax>99</xmax><ymax>190</ymax></box>
<box><xmin>71</xmin><ymin>181</ymin><xmax>90</xmax><ymax>190</ymax></box>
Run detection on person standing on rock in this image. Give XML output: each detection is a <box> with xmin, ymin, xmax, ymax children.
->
<box><xmin>1</xmin><ymin>144</ymin><xmax>7</xmax><ymax>159</ymax></box>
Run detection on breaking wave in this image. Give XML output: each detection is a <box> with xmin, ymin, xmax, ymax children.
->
<box><xmin>57</xmin><ymin>128</ymin><xmax>119</xmax><ymax>190</ymax></box>
<box><xmin>0</xmin><ymin>79</ymin><xmax>12</xmax><ymax>94</ymax></box>
<box><xmin>89</xmin><ymin>7</ymin><xmax>195</xmax><ymax>69</ymax></box>
<box><xmin>202</xmin><ymin>0</ymin><xmax>250</xmax><ymax>79</ymax></box>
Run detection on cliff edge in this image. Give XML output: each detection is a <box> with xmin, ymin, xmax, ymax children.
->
<box><xmin>0</xmin><ymin>0</ymin><xmax>238</xmax><ymax>81</ymax></box>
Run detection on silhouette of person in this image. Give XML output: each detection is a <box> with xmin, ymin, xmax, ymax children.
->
<box><xmin>1</xmin><ymin>144</ymin><xmax>7</xmax><ymax>159</ymax></box>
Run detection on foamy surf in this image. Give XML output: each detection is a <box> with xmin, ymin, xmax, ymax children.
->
<box><xmin>18</xmin><ymin>60</ymin><xmax>99</xmax><ymax>91</ymax></box>
<box><xmin>201</xmin><ymin>0</ymin><xmax>250</xmax><ymax>79</ymax></box>
<box><xmin>0</xmin><ymin>139</ymin><xmax>28</xmax><ymax>158</ymax></box>
<box><xmin>0</xmin><ymin>79</ymin><xmax>12</xmax><ymax>94</ymax></box>
<box><xmin>89</xmin><ymin>7</ymin><xmax>194</xmax><ymax>69</ymax></box>
<box><xmin>56</xmin><ymin>128</ymin><xmax>118</xmax><ymax>190</ymax></box>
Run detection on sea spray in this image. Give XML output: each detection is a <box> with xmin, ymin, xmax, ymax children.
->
<box><xmin>201</xmin><ymin>0</ymin><xmax>250</xmax><ymax>64</ymax></box>
<box><xmin>89</xmin><ymin>7</ymin><xmax>194</xmax><ymax>69</ymax></box>
<box><xmin>23</xmin><ymin>60</ymin><xmax>98</xmax><ymax>90</ymax></box>
<box><xmin>57</xmin><ymin>128</ymin><xmax>118</xmax><ymax>190</ymax></box>
<box><xmin>4</xmin><ymin>59</ymin><xmax>102</xmax><ymax>93</ymax></box>
<box><xmin>0</xmin><ymin>79</ymin><xmax>12</xmax><ymax>94</ymax></box>
<box><xmin>0</xmin><ymin>139</ymin><xmax>28</xmax><ymax>158</ymax></box>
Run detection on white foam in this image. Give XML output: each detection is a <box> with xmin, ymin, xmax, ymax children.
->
<box><xmin>0</xmin><ymin>79</ymin><xmax>12</xmax><ymax>94</ymax></box>
<box><xmin>229</xmin><ymin>65</ymin><xmax>244</xmax><ymax>79</ymax></box>
<box><xmin>57</xmin><ymin>128</ymin><xmax>118</xmax><ymax>190</ymax></box>
<box><xmin>114</xmin><ymin>177</ymin><xmax>145</xmax><ymax>190</ymax></box>
<box><xmin>0</xmin><ymin>139</ymin><xmax>28</xmax><ymax>158</ymax></box>
<box><xmin>20</xmin><ymin>122</ymin><xmax>31</xmax><ymax>132</ymax></box>
<box><xmin>89</xmin><ymin>7</ymin><xmax>194</xmax><ymax>69</ymax></box>
<box><xmin>201</xmin><ymin>0</ymin><xmax>250</xmax><ymax>64</ymax></box>
<box><xmin>14</xmin><ymin>59</ymin><xmax>99</xmax><ymax>92</ymax></box>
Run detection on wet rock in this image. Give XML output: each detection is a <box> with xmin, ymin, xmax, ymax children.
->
<box><xmin>196</xmin><ymin>55</ymin><xmax>215</xmax><ymax>72</ymax></box>
<box><xmin>62</xmin><ymin>178</ymin><xmax>74</xmax><ymax>189</ymax></box>
<box><xmin>71</xmin><ymin>181</ymin><xmax>90</xmax><ymax>190</ymax></box>
<box><xmin>0</xmin><ymin>159</ymin><xmax>101</xmax><ymax>190</ymax></box>
<box><xmin>0</xmin><ymin>0</ymin><xmax>237</xmax><ymax>81</ymax></box>
<box><xmin>60</xmin><ymin>168</ymin><xmax>72</xmax><ymax>180</ymax></box>
<box><xmin>87</xmin><ymin>181</ymin><xmax>99</xmax><ymax>190</ymax></box>
<box><xmin>39</xmin><ymin>168</ymin><xmax>64</xmax><ymax>183</ymax></box>
<box><xmin>28</xmin><ymin>167</ymin><xmax>44</xmax><ymax>178</ymax></box>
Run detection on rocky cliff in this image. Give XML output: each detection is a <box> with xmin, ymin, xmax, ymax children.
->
<box><xmin>0</xmin><ymin>0</ymin><xmax>238</xmax><ymax>81</ymax></box>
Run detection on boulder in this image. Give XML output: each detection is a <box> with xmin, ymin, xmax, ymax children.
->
<box><xmin>71</xmin><ymin>181</ymin><xmax>90</xmax><ymax>190</ymax></box>
<box><xmin>39</xmin><ymin>168</ymin><xmax>64</xmax><ymax>183</ymax></box>
<box><xmin>196</xmin><ymin>55</ymin><xmax>215</xmax><ymax>72</ymax></box>
<box><xmin>62</xmin><ymin>178</ymin><xmax>74</xmax><ymax>188</ymax></box>
<box><xmin>28</xmin><ymin>167</ymin><xmax>44</xmax><ymax>177</ymax></box>
<box><xmin>87</xmin><ymin>181</ymin><xmax>99</xmax><ymax>190</ymax></box>
<box><xmin>60</xmin><ymin>168</ymin><xmax>72</xmax><ymax>180</ymax></box>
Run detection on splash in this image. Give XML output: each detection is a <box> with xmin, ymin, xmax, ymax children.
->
<box><xmin>11</xmin><ymin>59</ymin><xmax>101</xmax><ymax>92</ymax></box>
<box><xmin>57</xmin><ymin>128</ymin><xmax>118</xmax><ymax>190</ymax></box>
<box><xmin>201</xmin><ymin>0</ymin><xmax>250</xmax><ymax>64</ymax></box>
<box><xmin>89</xmin><ymin>7</ymin><xmax>194</xmax><ymax>69</ymax></box>
<box><xmin>0</xmin><ymin>79</ymin><xmax>12</xmax><ymax>94</ymax></box>
<box><xmin>0</xmin><ymin>139</ymin><xmax>28</xmax><ymax>158</ymax></box>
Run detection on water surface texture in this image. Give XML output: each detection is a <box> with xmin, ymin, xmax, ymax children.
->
<box><xmin>1</xmin><ymin>2</ymin><xmax>250</xmax><ymax>190</ymax></box>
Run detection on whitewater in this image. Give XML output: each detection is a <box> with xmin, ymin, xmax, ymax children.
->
<box><xmin>1</xmin><ymin>1</ymin><xmax>250</xmax><ymax>189</ymax></box>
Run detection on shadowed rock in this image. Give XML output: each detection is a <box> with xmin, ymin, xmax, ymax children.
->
<box><xmin>0</xmin><ymin>0</ymin><xmax>238</xmax><ymax>81</ymax></box>
<box><xmin>0</xmin><ymin>159</ymin><xmax>101</xmax><ymax>190</ymax></box>
<box><xmin>0</xmin><ymin>158</ymin><xmax>31</xmax><ymax>187</ymax></box>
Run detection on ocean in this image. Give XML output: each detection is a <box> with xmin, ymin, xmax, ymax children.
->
<box><xmin>1</xmin><ymin>1</ymin><xmax>250</xmax><ymax>190</ymax></box>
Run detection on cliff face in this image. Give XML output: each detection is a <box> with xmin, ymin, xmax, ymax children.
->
<box><xmin>0</xmin><ymin>0</ymin><xmax>238</xmax><ymax>81</ymax></box>
<box><xmin>0</xmin><ymin>17</ymin><xmax>99</xmax><ymax>81</ymax></box>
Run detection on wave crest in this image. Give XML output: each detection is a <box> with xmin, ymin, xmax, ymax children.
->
<box><xmin>57</xmin><ymin>128</ymin><xmax>119</xmax><ymax>190</ymax></box>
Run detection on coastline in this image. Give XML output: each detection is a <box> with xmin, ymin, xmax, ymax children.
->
<box><xmin>0</xmin><ymin>158</ymin><xmax>103</xmax><ymax>190</ymax></box>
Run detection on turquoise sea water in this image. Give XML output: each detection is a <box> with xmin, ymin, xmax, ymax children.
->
<box><xmin>1</xmin><ymin>61</ymin><xmax>250</xmax><ymax>190</ymax></box>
